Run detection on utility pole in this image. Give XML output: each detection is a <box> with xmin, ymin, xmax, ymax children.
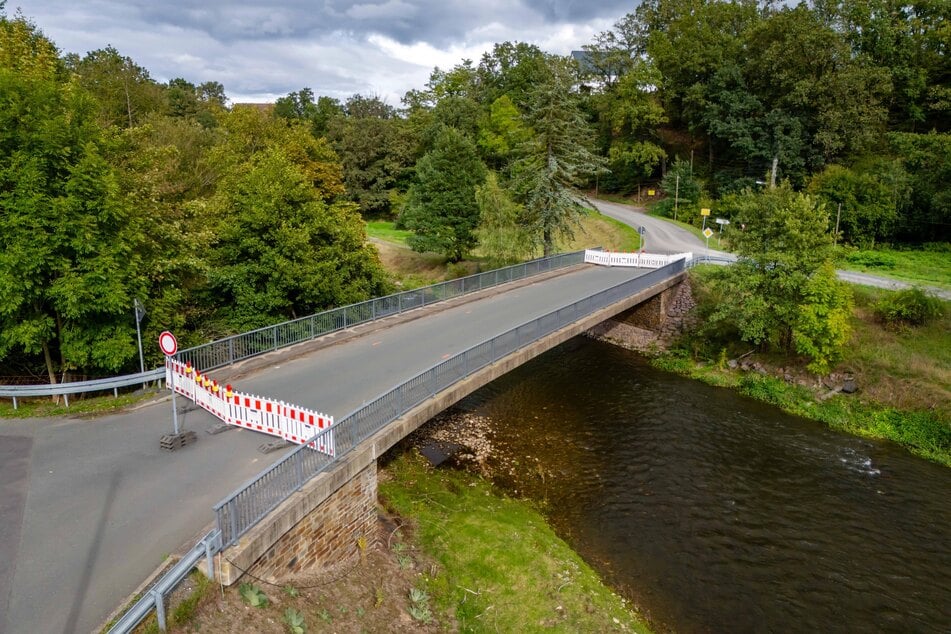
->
<box><xmin>674</xmin><ymin>174</ymin><xmax>680</xmax><ymax>221</ymax></box>
<box><xmin>770</xmin><ymin>155</ymin><xmax>778</xmax><ymax>189</ymax></box>
<box><xmin>834</xmin><ymin>202</ymin><xmax>842</xmax><ymax>247</ymax></box>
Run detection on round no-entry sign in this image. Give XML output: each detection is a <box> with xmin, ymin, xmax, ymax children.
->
<box><xmin>158</xmin><ymin>331</ymin><xmax>178</xmax><ymax>356</ymax></box>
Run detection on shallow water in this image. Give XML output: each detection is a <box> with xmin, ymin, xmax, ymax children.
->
<box><xmin>459</xmin><ymin>338</ymin><xmax>951</xmax><ymax>633</ymax></box>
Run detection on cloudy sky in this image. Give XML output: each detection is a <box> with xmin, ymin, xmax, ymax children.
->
<box><xmin>11</xmin><ymin>0</ymin><xmax>635</xmax><ymax>105</ymax></box>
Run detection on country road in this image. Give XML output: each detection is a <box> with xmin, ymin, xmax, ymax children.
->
<box><xmin>587</xmin><ymin>196</ymin><xmax>950</xmax><ymax>300</ymax></box>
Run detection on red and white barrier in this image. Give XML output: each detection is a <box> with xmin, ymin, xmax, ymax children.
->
<box><xmin>165</xmin><ymin>359</ymin><xmax>334</xmax><ymax>455</ymax></box>
<box><xmin>584</xmin><ymin>249</ymin><xmax>692</xmax><ymax>268</ymax></box>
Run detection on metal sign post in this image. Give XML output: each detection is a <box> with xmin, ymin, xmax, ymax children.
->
<box><xmin>715</xmin><ymin>218</ymin><xmax>730</xmax><ymax>248</ymax></box>
<box><xmin>134</xmin><ymin>298</ymin><xmax>146</xmax><ymax>386</ymax></box>
<box><xmin>159</xmin><ymin>331</ymin><xmax>180</xmax><ymax>435</ymax></box>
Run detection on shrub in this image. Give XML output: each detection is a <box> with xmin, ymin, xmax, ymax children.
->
<box><xmin>875</xmin><ymin>287</ymin><xmax>944</xmax><ymax>328</ymax></box>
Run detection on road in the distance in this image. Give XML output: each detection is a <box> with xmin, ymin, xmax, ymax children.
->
<box><xmin>588</xmin><ymin>196</ymin><xmax>950</xmax><ymax>300</ymax></box>
<box><xmin>587</xmin><ymin>197</ymin><xmax>734</xmax><ymax>258</ymax></box>
<box><xmin>0</xmin><ymin>262</ymin><xmax>653</xmax><ymax>634</ymax></box>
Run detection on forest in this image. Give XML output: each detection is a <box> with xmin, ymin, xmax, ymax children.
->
<box><xmin>0</xmin><ymin>0</ymin><xmax>948</xmax><ymax>384</ymax></box>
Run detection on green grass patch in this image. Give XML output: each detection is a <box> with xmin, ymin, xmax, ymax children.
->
<box><xmin>366</xmin><ymin>220</ymin><xmax>413</xmax><ymax>245</ymax></box>
<box><xmin>654</xmin><ymin>276</ymin><xmax>951</xmax><ymax>466</ymax></box>
<box><xmin>596</xmin><ymin>213</ymin><xmax>643</xmax><ymax>251</ymax></box>
<box><xmin>1</xmin><ymin>388</ymin><xmax>160</xmax><ymax>419</ymax></box>
<box><xmin>651</xmin><ymin>353</ymin><xmax>950</xmax><ymax>467</ymax></box>
<box><xmin>838</xmin><ymin>244</ymin><xmax>951</xmax><ymax>289</ymax></box>
<box><xmin>380</xmin><ymin>451</ymin><xmax>652</xmax><ymax>633</ymax></box>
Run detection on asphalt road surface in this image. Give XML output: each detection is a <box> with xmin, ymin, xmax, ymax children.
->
<box><xmin>0</xmin><ymin>262</ymin><xmax>654</xmax><ymax>634</ymax></box>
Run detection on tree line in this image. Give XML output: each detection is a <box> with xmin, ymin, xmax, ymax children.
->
<box><xmin>1</xmin><ymin>0</ymin><xmax>948</xmax><ymax>383</ymax></box>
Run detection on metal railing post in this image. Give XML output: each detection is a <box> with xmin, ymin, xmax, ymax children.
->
<box><xmin>204</xmin><ymin>535</ymin><xmax>216</xmax><ymax>580</ymax></box>
<box><xmin>153</xmin><ymin>589</ymin><xmax>166</xmax><ymax>631</ymax></box>
<box><xmin>229</xmin><ymin>338</ymin><xmax>235</xmax><ymax>364</ymax></box>
<box><xmin>229</xmin><ymin>499</ymin><xmax>238</xmax><ymax>547</ymax></box>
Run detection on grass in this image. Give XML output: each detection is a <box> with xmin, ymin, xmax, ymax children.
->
<box><xmin>379</xmin><ymin>450</ymin><xmax>652</xmax><ymax>633</ymax></box>
<box><xmin>561</xmin><ymin>211</ymin><xmax>642</xmax><ymax>252</ymax></box>
<box><xmin>99</xmin><ymin>571</ymin><xmax>213</xmax><ymax>634</ymax></box>
<box><xmin>366</xmin><ymin>220</ymin><xmax>413</xmax><ymax>246</ymax></box>
<box><xmin>0</xmin><ymin>388</ymin><xmax>160</xmax><ymax>419</ymax></box>
<box><xmin>655</xmin><ymin>271</ymin><xmax>951</xmax><ymax>467</ymax></box>
<box><xmin>837</xmin><ymin>244</ymin><xmax>951</xmax><ymax>289</ymax></box>
<box><xmin>370</xmin><ymin>210</ymin><xmax>641</xmax><ymax>290</ymax></box>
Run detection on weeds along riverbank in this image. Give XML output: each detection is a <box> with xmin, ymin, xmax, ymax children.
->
<box><xmin>647</xmin><ymin>271</ymin><xmax>950</xmax><ymax>467</ymax></box>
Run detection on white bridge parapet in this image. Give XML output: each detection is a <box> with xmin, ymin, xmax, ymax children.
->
<box><xmin>165</xmin><ymin>358</ymin><xmax>334</xmax><ymax>455</ymax></box>
<box><xmin>584</xmin><ymin>249</ymin><xmax>693</xmax><ymax>268</ymax></box>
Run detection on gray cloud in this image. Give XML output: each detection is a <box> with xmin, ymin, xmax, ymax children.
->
<box><xmin>12</xmin><ymin>0</ymin><xmax>635</xmax><ymax>102</ymax></box>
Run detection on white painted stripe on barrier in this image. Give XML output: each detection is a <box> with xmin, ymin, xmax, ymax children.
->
<box><xmin>584</xmin><ymin>249</ymin><xmax>693</xmax><ymax>268</ymax></box>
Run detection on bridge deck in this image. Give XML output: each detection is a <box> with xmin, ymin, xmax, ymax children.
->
<box><xmin>0</xmin><ymin>262</ymin><xmax>653</xmax><ymax>634</ymax></box>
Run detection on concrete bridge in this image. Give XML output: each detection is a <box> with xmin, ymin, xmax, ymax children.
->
<box><xmin>0</xmin><ymin>253</ymin><xmax>691</xmax><ymax>634</ymax></box>
<box><xmin>201</xmin><ymin>258</ymin><xmax>690</xmax><ymax>587</ymax></box>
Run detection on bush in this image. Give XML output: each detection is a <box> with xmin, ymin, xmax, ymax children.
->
<box><xmin>875</xmin><ymin>287</ymin><xmax>944</xmax><ymax>328</ymax></box>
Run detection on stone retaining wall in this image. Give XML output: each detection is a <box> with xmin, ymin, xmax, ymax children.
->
<box><xmin>243</xmin><ymin>463</ymin><xmax>378</xmax><ymax>583</ymax></box>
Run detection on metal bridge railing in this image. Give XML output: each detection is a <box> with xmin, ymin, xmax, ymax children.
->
<box><xmin>107</xmin><ymin>257</ymin><xmax>685</xmax><ymax>633</ymax></box>
<box><xmin>213</xmin><ymin>258</ymin><xmax>687</xmax><ymax>547</ymax></box>
<box><xmin>1</xmin><ymin>251</ymin><xmax>587</xmax><ymax>410</ymax></box>
<box><xmin>174</xmin><ymin>250</ymin><xmax>587</xmax><ymax>372</ymax></box>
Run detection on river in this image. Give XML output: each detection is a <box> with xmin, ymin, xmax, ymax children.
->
<box><xmin>452</xmin><ymin>337</ymin><xmax>951</xmax><ymax>633</ymax></box>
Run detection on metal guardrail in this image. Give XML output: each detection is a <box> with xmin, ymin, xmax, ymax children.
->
<box><xmin>174</xmin><ymin>250</ymin><xmax>588</xmax><ymax>371</ymax></box>
<box><xmin>1</xmin><ymin>251</ymin><xmax>587</xmax><ymax>410</ymax></box>
<box><xmin>107</xmin><ymin>530</ymin><xmax>221</xmax><ymax>633</ymax></box>
<box><xmin>688</xmin><ymin>254</ymin><xmax>737</xmax><ymax>267</ymax></box>
<box><xmin>0</xmin><ymin>369</ymin><xmax>165</xmax><ymax>409</ymax></box>
<box><xmin>213</xmin><ymin>259</ymin><xmax>687</xmax><ymax>547</ymax></box>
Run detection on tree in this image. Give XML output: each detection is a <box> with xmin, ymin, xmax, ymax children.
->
<box><xmin>706</xmin><ymin>186</ymin><xmax>851</xmax><ymax>372</ymax></box>
<box><xmin>166</xmin><ymin>77</ymin><xmax>225</xmax><ymax>128</ymax></box>
<box><xmin>589</xmin><ymin>60</ymin><xmax>667</xmax><ymax>192</ymax></box>
<box><xmin>807</xmin><ymin>162</ymin><xmax>905</xmax><ymax>247</ymax></box>
<box><xmin>477</xmin><ymin>95</ymin><xmax>533</xmax><ymax>169</ymax></box>
<box><xmin>208</xmin><ymin>147</ymin><xmax>388</xmax><ymax>329</ymax></box>
<box><xmin>513</xmin><ymin>57</ymin><xmax>607</xmax><ymax>256</ymax></box>
<box><xmin>887</xmin><ymin>132</ymin><xmax>951</xmax><ymax>242</ymax></box>
<box><xmin>67</xmin><ymin>46</ymin><xmax>164</xmax><ymax>129</ymax></box>
<box><xmin>657</xmin><ymin>159</ymin><xmax>702</xmax><ymax>221</ymax></box>
<box><xmin>274</xmin><ymin>88</ymin><xmax>342</xmax><ymax>137</ymax></box>
<box><xmin>327</xmin><ymin>95</ymin><xmax>415</xmax><ymax>217</ymax></box>
<box><xmin>400</xmin><ymin>127</ymin><xmax>487</xmax><ymax>262</ymax></box>
<box><xmin>0</xmin><ymin>53</ymin><xmax>145</xmax><ymax>381</ymax></box>
<box><xmin>475</xmin><ymin>172</ymin><xmax>530</xmax><ymax>266</ymax></box>
<box><xmin>793</xmin><ymin>261</ymin><xmax>853</xmax><ymax>375</ymax></box>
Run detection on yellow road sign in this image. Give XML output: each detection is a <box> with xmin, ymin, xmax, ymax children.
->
<box><xmin>700</xmin><ymin>208</ymin><xmax>711</xmax><ymax>216</ymax></box>
<box><xmin>703</xmin><ymin>227</ymin><xmax>714</xmax><ymax>239</ymax></box>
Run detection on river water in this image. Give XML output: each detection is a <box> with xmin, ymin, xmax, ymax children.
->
<box><xmin>454</xmin><ymin>337</ymin><xmax>951</xmax><ymax>633</ymax></box>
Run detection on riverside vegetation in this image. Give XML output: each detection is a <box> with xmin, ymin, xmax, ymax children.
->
<box><xmin>141</xmin><ymin>450</ymin><xmax>651</xmax><ymax>633</ymax></box>
<box><xmin>655</xmin><ymin>266</ymin><xmax>950</xmax><ymax>467</ymax></box>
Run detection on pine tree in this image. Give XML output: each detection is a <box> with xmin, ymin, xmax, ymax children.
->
<box><xmin>401</xmin><ymin>127</ymin><xmax>488</xmax><ymax>262</ymax></box>
<box><xmin>514</xmin><ymin>57</ymin><xmax>607</xmax><ymax>256</ymax></box>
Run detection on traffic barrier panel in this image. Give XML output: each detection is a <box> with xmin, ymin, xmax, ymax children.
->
<box><xmin>165</xmin><ymin>359</ymin><xmax>334</xmax><ymax>456</ymax></box>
